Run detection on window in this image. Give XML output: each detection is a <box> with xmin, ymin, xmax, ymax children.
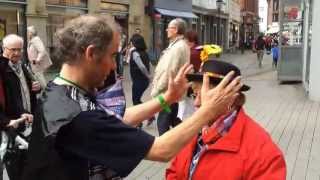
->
<box><xmin>273</xmin><ymin>14</ymin><xmax>279</xmax><ymax>22</ymax></box>
<box><xmin>46</xmin><ymin>0</ymin><xmax>87</xmax><ymax>7</ymax></box>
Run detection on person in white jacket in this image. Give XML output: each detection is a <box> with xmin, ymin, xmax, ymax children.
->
<box><xmin>151</xmin><ymin>18</ymin><xmax>190</xmax><ymax>135</ymax></box>
<box><xmin>27</xmin><ymin>26</ymin><xmax>52</xmax><ymax>88</ymax></box>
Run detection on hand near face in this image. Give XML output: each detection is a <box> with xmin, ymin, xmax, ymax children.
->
<box><xmin>164</xmin><ymin>63</ymin><xmax>193</xmax><ymax>103</ymax></box>
<box><xmin>200</xmin><ymin>71</ymin><xmax>242</xmax><ymax>121</ymax></box>
<box><xmin>31</xmin><ymin>81</ymin><xmax>41</xmax><ymax>91</ymax></box>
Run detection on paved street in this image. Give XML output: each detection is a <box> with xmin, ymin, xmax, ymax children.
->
<box><xmin>122</xmin><ymin>51</ymin><xmax>320</xmax><ymax>180</ymax></box>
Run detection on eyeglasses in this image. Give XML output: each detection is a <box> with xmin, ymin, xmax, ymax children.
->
<box><xmin>5</xmin><ymin>47</ymin><xmax>23</xmax><ymax>53</ymax></box>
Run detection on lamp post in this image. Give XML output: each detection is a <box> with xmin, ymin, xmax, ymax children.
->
<box><xmin>216</xmin><ymin>0</ymin><xmax>224</xmax><ymax>46</ymax></box>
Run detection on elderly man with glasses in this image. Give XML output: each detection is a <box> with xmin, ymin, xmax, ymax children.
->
<box><xmin>151</xmin><ymin>18</ymin><xmax>190</xmax><ymax>135</ymax></box>
<box><xmin>0</xmin><ymin>34</ymin><xmax>41</xmax><ymax>180</ymax></box>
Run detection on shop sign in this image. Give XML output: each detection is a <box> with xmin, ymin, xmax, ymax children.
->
<box><xmin>284</xmin><ymin>5</ymin><xmax>302</xmax><ymax>20</ymax></box>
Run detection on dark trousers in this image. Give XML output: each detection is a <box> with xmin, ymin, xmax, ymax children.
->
<box><xmin>157</xmin><ymin>103</ymin><xmax>181</xmax><ymax>135</ymax></box>
<box><xmin>132</xmin><ymin>79</ymin><xmax>149</xmax><ymax>105</ymax></box>
<box><xmin>4</xmin><ymin>149</ymin><xmax>27</xmax><ymax>180</ymax></box>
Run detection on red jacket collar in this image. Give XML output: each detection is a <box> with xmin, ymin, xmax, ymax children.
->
<box><xmin>204</xmin><ymin>108</ymin><xmax>247</xmax><ymax>152</ymax></box>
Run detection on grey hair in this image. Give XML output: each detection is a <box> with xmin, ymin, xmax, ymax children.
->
<box><xmin>2</xmin><ymin>34</ymin><xmax>23</xmax><ymax>47</ymax></box>
<box><xmin>171</xmin><ymin>18</ymin><xmax>187</xmax><ymax>35</ymax></box>
<box><xmin>27</xmin><ymin>26</ymin><xmax>37</xmax><ymax>36</ymax></box>
<box><xmin>52</xmin><ymin>14</ymin><xmax>117</xmax><ymax>65</ymax></box>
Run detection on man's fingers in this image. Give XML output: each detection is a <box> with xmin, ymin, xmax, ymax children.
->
<box><xmin>216</xmin><ymin>71</ymin><xmax>235</xmax><ymax>90</ymax></box>
<box><xmin>176</xmin><ymin>63</ymin><xmax>192</xmax><ymax>79</ymax></box>
<box><xmin>224</xmin><ymin>76</ymin><xmax>242</xmax><ymax>94</ymax></box>
<box><xmin>201</xmin><ymin>74</ymin><xmax>210</xmax><ymax>94</ymax></box>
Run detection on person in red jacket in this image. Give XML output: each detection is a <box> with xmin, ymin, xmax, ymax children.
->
<box><xmin>166</xmin><ymin>60</ymin><xmax>286</xmax><ymax>180</ymax></box>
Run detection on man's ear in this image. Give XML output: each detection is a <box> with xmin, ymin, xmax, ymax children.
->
<box><xmin>84</xmin><ymin>45</ymin><xmax>96</xmax><ymax>62</ymax></box>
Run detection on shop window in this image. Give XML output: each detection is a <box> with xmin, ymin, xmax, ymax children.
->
<box><xmin>0</xmin><ymin>8</ymin><xmax>25</xmax><ymax>41</ymax></box>
<box><xmin>46</xmin><ymin>0</ymin><xmax>87</xmax><ymax>7</ymax></box>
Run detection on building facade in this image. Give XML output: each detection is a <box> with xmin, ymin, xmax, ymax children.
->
<box><xmin>228</xmin><ymin>0</ymin><xmax>241</xmax><ymax>50</ymax></box>
<box><xmin>192</xmin><ymin>0</ymin><xmax>229</xmax><ymax>49</ymax></box>
<box><xmin>259</xmin><ymin>0</ymin><xmax>268</xmax><ymax>33</ymax></box>
<box><xmin>267</xmin><ymin>0</ymin><xmax>279</xmax><ymax>26</ymax></box>
<box><xmin>240</xmin><ymin>0</ymin><xmax>259</xmax><ymax>47</ymax></box>
<box><xmin>0</xmin><ymin>0</ymin><xmax>135</xmax><ymax>66</ymax></box>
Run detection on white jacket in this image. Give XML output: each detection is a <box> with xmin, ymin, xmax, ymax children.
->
<box><xmin>28</xmin><ymin>36</ymin><xmax>52</xmax><ymax>72</ymax></box>
<box><xmin>151</xmin><ymin>36</ymin><xmax>190</xmax><ymax>97</ymax></box>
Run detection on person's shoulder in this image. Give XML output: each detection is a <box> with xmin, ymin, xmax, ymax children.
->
<box><xmin>242</xmin><ymin>114</ymin><xmax>282</xmax><ymax>153</ymax></box>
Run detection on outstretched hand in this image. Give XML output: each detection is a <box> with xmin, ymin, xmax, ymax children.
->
<box><xmin>164</xmin><ymin>63</ymin><xmax>193</xmax><ymax>104</ymax></box>
<box><xmin>200</xmin><ymin>71</ymin><xmax>243</xmax><ymax>122</ymax></box>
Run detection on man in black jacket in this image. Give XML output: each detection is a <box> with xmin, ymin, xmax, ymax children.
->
<box><xmin>0</xmin><ymin>34</ymin><xmax>40</xmax><ymax>180</ymax></box>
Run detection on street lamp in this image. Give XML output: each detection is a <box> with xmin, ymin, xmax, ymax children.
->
<box><xmin>216</xmin><ymin>0</ymin><xmax>225</xmax><ymax>46</ymax></box>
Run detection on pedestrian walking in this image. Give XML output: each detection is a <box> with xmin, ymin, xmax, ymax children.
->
<box><xmin>271</xmin><ymin>42</ymin><xmax>279</xmax><ymax>68</ymax></box>
<box><xmin>27</xmin><ymin>26</ymin><xmax>52</xmax><ymax>89</ymax></box>
<box><xmin>254</xmin><ymin>35</ymin><xmax>265</xmax><ymax>68</ymax></box>
<box><xmin>151</xmin><ymin>18</ymin><xmax>190</xmax><ymax>135</ymax></box>
<box><xmin>22</xmin><ymin>14</ymin><xmax>242</xmax><ymax>180</ymax></box>
<box><xmin>129</xmin><ymin>33</ymin><xmax>154</xmax><ymax>127</ymax></box>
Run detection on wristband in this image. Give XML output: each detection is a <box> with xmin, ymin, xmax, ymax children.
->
<box><xmin>157</xmin><ymin>94</ymin><xmax>171</xmax><ymax>113</ymax></box>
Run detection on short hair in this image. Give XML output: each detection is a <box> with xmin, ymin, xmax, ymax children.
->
<box><xmin>53</xmin><ymin>14</ymin><xmax>117</xmax><ymax>65</ymax></box>
<box><xmin>171</xmin><ymin>18</ymin><xmax>187</xmax><ymax>35</ymax></box>
<box><xmin>27</xmin><ymin>26</ymin><xmax>37</xmax><ymax>36</ymax></box>
<box><xmin>185</xmin><ymin>30</ymin><xmax>198</xmax><ymax>44</ymax></box>
<box><xmin>2</xmin><ymin>34</ymin><xmax>23</xmax><ymax>48</ymax></box>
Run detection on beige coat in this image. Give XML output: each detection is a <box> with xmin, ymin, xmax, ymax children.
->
<box><xmin>151</xmin><ymin>36</ymin><xmax>190</xmax><ymax>97</ymax></box>
<box><xmin>27</xmin><ymin>36</ymin><xmax>52</xmax><ymax>73</ymax></box>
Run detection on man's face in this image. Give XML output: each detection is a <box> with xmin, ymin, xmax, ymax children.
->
<box><xmin>89</xmin><ymin>32</ymin><xmax>119</xmax><ymax>88</ymax></box>
<box><xmin>166</xmin><ymin>21</ymin><xmax>177</xmax><ymax>40</ymax></box>
<box><xmin>3</xmin><ymin>41</ymin><xmax>23</xmax><ymax>64</ymax></box>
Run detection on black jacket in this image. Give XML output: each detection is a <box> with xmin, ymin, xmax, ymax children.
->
<box><xmin>129</xmin><ymin>49</ymin><xmax>150</xmax><ymax>81</ymax></box>
<box><xmin>0</xmin><ymin>55</ymin><xmax>38</xmax><ymax>127</ymax></box>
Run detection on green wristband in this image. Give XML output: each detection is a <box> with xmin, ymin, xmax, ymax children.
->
<box><xmin>157</xmin><ymin>94</ymin><xmax>171</xmax><ymax>113</ymax></box>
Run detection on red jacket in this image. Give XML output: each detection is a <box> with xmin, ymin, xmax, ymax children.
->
<box><xmin>166</xmin><ymin>109</ymin><xmax>286</xmax><ymax>180</ymax></box>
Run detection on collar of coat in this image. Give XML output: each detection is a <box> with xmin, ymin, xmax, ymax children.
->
<box><xmin>198</xmin><ymin>108</ymin><xmax>247</xmax><ymax>153</ymax></box>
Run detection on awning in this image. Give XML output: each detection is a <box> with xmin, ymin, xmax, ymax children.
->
<box><xmin>155</xmin><ymin>8</ymin><xmax>198</xmax><ymax>19</ymax></box>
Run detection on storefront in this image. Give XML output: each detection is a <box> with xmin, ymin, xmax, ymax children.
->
<box><xmin>46</xmin><ymin>0</ymin><xmax>88</xmax><ymax>53</ymax></box>
<box><xmin>152</xmin><ymin>0</ymin><xmax>197</xmax><ymax>61</ymax></box>
<box><xmin>0</xmin><ymin>0</ymin><xmax>27</xmax><ymax>42</ymax></box>
<box><xmin>100</xmin><ymin>1</ymin><xmax>129</xmax><ymax>38</ymax></box>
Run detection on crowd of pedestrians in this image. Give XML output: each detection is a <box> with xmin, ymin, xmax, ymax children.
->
<box><xmin>0</xmin><ymin>14</ymin><xmax>286</xmax><ymax>180</ymax></box>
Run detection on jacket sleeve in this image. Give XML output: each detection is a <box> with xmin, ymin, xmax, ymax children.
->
<box><xmin>247</xmin><ymin>142</ymin><xmax>287</xmax><ymax>180</ymax></box>
<box><xmin>32</xmin><ymin>37</ymin><xmax>47</xmax><ymax>63</ymax></box>
<box><xmin>166</xmin><ymin>156</ymin><xmax>179</xmax><ymax>180</ymax></box>
<box><xmin>151</xmin><ymin>41</ymin><xmax>190</xmax><ymax>97</ymax></box>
